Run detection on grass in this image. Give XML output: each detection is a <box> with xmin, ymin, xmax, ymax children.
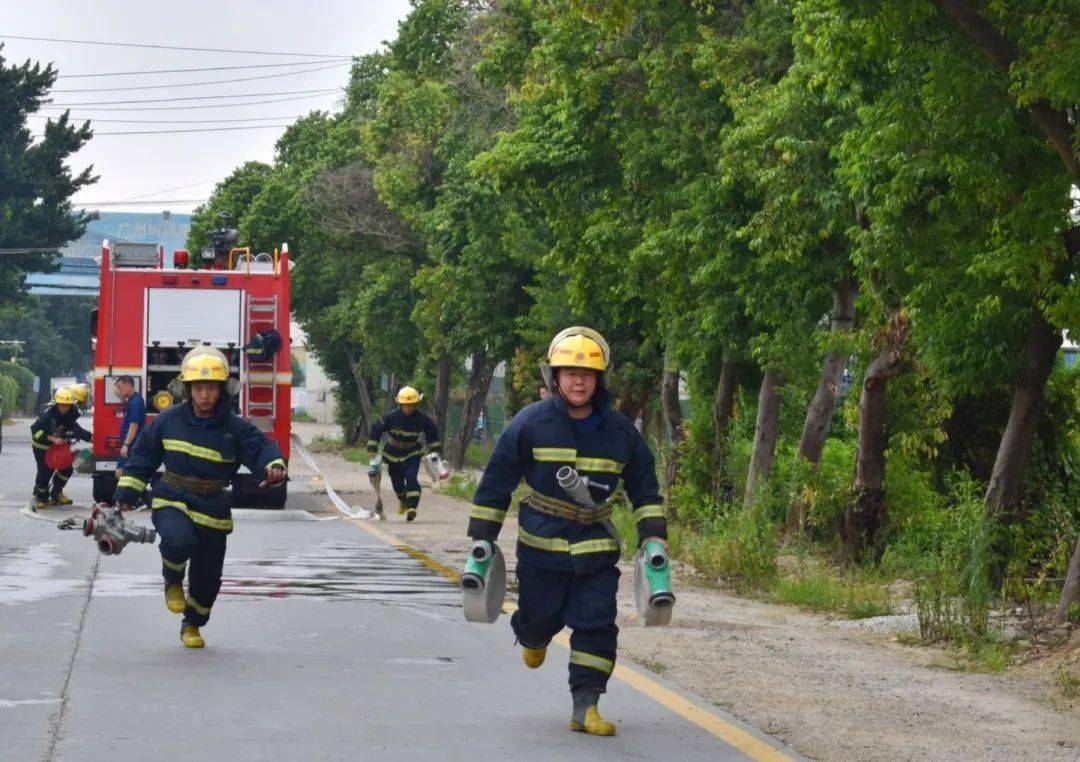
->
<box><xmin>306</xmin><ymin>435</ymin><xmax>343</xmax><ymax>454</ymax></box>
<box><xmin>463</xmin><ymin>440</ymin><xmax>494</xmax><ymax>469</ymax></box>
<box><xmin>437</xmin><ymin>472</ymin><xmax>478</xmax><ymax>502</ymax></box>
<box><xmin>342</xmin><ymin>446</ymin><xmax>369</xmax><ymax>463</ymax></box>
<box><xmin>769</xmin><ymin>569</ymin><xmax>893</xmax><ymax>620</ymax></box>
<box><xmin>291</xmin><ymin>410</ymin><xmax>317</xmax><ymax>423</ymax></box>
<box><xmin>931</xmin><ymin>640</ymin><xmax>1015</xmax><ymax>674</ymax></box>
<box><xmin>636</xmin><ymin>656</ymin><xmax>669</xmax><ymax>674</ymax></box>
<box><xmin>610</xmin><ymin>502</ymin><xmax>640</xmax><ymax>560</ymax></box>
<box><xmin>1056</xmin><ymin>670</ymin><xmax>1080</xmax><ymax>698</ymax></box>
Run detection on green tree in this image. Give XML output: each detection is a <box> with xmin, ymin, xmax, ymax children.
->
<box><xmin>186</xmin><ymin>161</ymin><xmax>273</xmax><ymax>255</ymax></box>
<box><xmin>0</xmin><ymin>45</ymin><xmax>96</xmax><ymax>299</ymax></box>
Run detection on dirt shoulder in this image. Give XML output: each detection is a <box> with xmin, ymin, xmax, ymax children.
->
<box><xmin>296</xmin><ymin>441</ymin><xmax>1080</xmax><ymax>761</ymax></box>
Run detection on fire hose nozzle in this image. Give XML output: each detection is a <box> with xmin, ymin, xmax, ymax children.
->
<box><xmin>83</xmin><ymin>503</ymin><xmax>157</xmax><ymax>556</ymax></box>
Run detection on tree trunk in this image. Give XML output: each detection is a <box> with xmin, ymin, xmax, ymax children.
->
<box><xmin>843</xmin><ymin>312</ymin><xmax>910</xmax><ymax>561</ymax></box>
<box><xmin>743</xmin><ymin>368</ymin><xmax>783</xmax><ymax>508</ymax></box>
<box><xmin>711</xmin><ymin>358</ymin><xmax>737</xmax><ymax>498</ymax></box>
<box><xmin>661</xmin><ymin>363</ymin><xmax>684</xmax><ymax>489</ymax></box>
<box><xmin>449</xmin><ymin>349</ymin><xmax>496</xmax><ymax>470</ymax></box>
<box><xmin>1054</xmin><ymin>539</ymin><xmax>1080</xmax><ymax>624</ymax></box>
<box><xmin>432</xmin><ymin>352</ymin><xmax>452</xmax><ymax>440</ymax></box>
<box><xmin>985</xmin><ymin>312</ymin><xmax>1062</xmax><ymax>517</ymax></box>
<box><xmin>786</xmin><ymin>278</ymin><xmax>857</xmax><ymax>540</ymax></box>
<box><xmin>343</xmin><ymin>347</ymin><xmax>374</xmax><ymax>446</ymax></box>
<box><xmin>617</xmin><ymin>390</ymin><xmax>643</xmax><ymax>424</ymax></box>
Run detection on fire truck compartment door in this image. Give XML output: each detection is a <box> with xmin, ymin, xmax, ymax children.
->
<box><xmin>146</xmin><ymin>288</ymin><xmax>243</xmax><ymax>346</ymax></box>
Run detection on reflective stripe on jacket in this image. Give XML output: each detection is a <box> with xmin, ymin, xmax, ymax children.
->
<box><xmin>113</xmin><ymin>400</ymin><xmax>285</xmax><ymax>533</ymax></box>
<box><xmin>468</xmin><ymin>388</ymin><xmax>666</xmax><ymax>574</ymax></box>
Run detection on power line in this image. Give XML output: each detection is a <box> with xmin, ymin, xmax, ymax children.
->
<box><xmin>58</xmin><ymin>60</ymin><xmax>351</xmax><ymax>78</ymax></box>
<box><xmin>39</xmin><ymin>92</ymin><xmax>339</xmax><ymax>111</ymax></box>
<box><xmin>30</xmin><ymin>115</ymin><xmax>304</xmax><ymax>124</ymax></box>
<box><xmin>104</xmin><ymin>179</ymin><xmax>220</xmax><ymax>203</ymax></box>
<box><xmin>48</xmin><ymin>87</ymin><xmax>340</xmax><ymax>106</ymax></box>
<box><xmin>84</xmin><ymin>124</ymin><xmax>293</xmax><ymax>136</ymax></box>
<box><xmin>0</xmin><ymin>33</ymin><xmax>351</xmax><ymax>59</ymax></box>
<box><xmin>74</xmin><ymin>200</ymin><xmax>207</xmax><ymax>206</ymax></box>
<box><xmin>52</xmin><ymin>61</ymin><xmax>349</xmax><ymax>92</ymax></box>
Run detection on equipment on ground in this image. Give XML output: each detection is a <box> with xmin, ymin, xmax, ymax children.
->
<box><xmin>422</xmin><ymin>452</ymin><xmax>450</xmax><ymax>481</ymax></box>
<box><xmin>82</xmin><ymin>503</ymin><xmax>157</xmax><ymax>556</ymax></box>
<box><xmin>461</xmin><ymin>540</ymin><xmax>506</xmax><ymax>623</ymax></box>
<box><xmin>634</xmin><ymin>540</ymin><xmax>675</xmax><ymax>627</ymax></box>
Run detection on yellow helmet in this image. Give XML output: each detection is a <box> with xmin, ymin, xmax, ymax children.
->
<box><xmin>53</xmin><ymin>387</ymin><xmax>77</xmax><ymax>405</ymax></box>
<box><xmin>153</xmin><ymin>390</ymin><xmax>174</xmax><ymax>411</ymax></box>
<box><xmin>396</xmin><ymin>386</ymin><xmax>422</xmax><ymax>405</ymax></box>
<box><xmin>180</xmin><ymin>346</ymin><xmax>229</xmax><ymax>382</ymax></box>
<box><xmin>71</xmin><ymin>383</ymin><xmax>91</xmax><ymax>404</ymax></box>
<box><xmin>547</xmin><ymin>326</ymin><xmax>610</xmax><ymax>372</ymax></box>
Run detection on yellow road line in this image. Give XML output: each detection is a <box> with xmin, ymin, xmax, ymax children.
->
<box><xmin>345</xmin><ymin>517</ymin><xmax>796</xmax><ymax>761</ymax></box>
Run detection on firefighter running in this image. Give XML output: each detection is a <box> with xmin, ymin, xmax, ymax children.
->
<box><xmin>112</xmin><ymin>347</ymin><xmax>287</xmax><ymax>648</ymax></box>
<box><xmin>30</xmin><ymin>387</ymin><xmax>92</xmax><ymax>508</ymax></box>
<box><xmin>466</xmin><ymin>327</ymin><xmax>668</xmax><ymax>736</ymax></box>
<box><xmin>367</xmin><ymin>386</ymin><xmax>442</xmax><ymax>522</ymax></box>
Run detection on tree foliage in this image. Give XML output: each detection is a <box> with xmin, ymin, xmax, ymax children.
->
<box><xmin>198</xmin><ymin>0</ymin><xmax>1080</xmax><ymax>610</ymax></box>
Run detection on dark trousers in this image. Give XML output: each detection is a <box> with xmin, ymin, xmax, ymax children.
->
<box><xmin>32</xmin><ymin>448</ymin><xmax>72</xmax><ymax>501</ymax></box>
<box><xmin>387</xmin><ymin>456</ymin><xmax>422</xmax><ymax>509</ymax></box>
<box><xmin>511</xmin><ymin>560</ymin><xmax>620</xmax><ymax>693</ymax></box>
<box><xmin>152</xmin><ymin>507</ymin><xmax>227</xmax><ymax>627</ymax></box>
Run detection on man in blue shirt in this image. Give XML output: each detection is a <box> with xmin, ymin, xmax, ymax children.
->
<box><xmin>114</xmin><ymin>375</ymin><xmax>145</xmax><ymax>476</ymax></box>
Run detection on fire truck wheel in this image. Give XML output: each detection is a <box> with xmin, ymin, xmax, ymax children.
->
<box><xmin>92</xmin><ymin>473</ymin><xmax>118</xmax><ymax>505</ymax></box>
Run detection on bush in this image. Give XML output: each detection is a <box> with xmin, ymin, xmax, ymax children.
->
<box><xmin>291</xmin><ymin>409</ymin><xmax>317</xmax><ymax>423</ymax></box>
<box><xmin>668</xmin><ymin>488</ymin><xmax>778</xmax><ymax>590</ymax></box>
<box><xmin>0</xmin><ymin>360</ymin><xmax>35</xmax><ymax>414</ymax></box>
<box><xmin>0</xmin><ymin>374</ymin><xmax>18</xmax><ymax>419</ymax></box>
<box><xmin>883</xmin><ymin>473</ymin><xmax>995</xmax><ymax>644</ymax></box>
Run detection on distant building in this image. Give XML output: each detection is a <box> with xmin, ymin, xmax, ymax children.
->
<box><xmin>290</xmin><ymin>321</ymin><xmax>338</xmax><ymax>424</ymax></box>
<box><xmin>26</xmin><ymin>211</ymin><xmax>191</xmax><ymax>296</ymax></box>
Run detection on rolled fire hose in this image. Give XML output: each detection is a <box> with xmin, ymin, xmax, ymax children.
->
<box><xmin>461</xmin><ymin>540</ymin><xmax>506</xmax><ymax>623</ymax></box>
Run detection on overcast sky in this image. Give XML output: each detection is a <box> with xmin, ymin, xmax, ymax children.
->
<box><xmin>1</xmin><ymin>0</ymin><xmax>413</xmax><ymax>213</ymax></box>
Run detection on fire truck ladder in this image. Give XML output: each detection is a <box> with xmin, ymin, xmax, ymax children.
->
<box><xmin>244</xmin><ymin>295</ymin><xmax>278</xmax><ymax>432</ymax></box>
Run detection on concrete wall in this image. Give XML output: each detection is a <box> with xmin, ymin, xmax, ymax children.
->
<box><xmin>290</xmin><ymin>338</ymin><xmax>337</xmax><ymax>425</ymax></box>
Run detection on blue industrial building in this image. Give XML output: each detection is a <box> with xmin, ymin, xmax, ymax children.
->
<box><xmin>25</xmin><ymin>211</ymin><xmax>192</xmax><ymax>296</ymax></box>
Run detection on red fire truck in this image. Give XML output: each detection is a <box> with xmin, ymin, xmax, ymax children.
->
<box><xmin>89</xmin><ymin>235</ymin><xmax>292</xmax><ymax>507</ymax></box>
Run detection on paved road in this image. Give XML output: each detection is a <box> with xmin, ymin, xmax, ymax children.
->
<box><xmin>0</xmin><ymin>424</ymin><xmax>797</xmax><ymax>761</ymax></box>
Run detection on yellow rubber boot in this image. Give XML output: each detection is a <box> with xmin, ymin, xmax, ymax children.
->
<box><xmin>180</xmin><ymin>624</ymin><xmax>205</xmax><ymax>648</ymax></box>
<box><xmin>397</xmin><ymin>501</ymin><xmax>407</xmax><ymax>516</ymax></box>
<box><xmin>406</xmin><ymin>508</ymin><xmax>417</xmax><ymax>523</ymax></box>
<box><xmin>165</xmin><ymin>584</ymin><xmax>185</xmax><ymax>614</ymax></box>
<box><xmin>570</xmin><ymin>705</ymin><xmax>617</xmax><ymax>737</ymax></box>
<box><xmin>522</xmin><ymin>645</ymin><xmax>546</xmax><ymax>669</ymax></box>
<box><xmin>48</xmin><ymin>492</ymin><xmax>73</xmax><ymax>506</ymax></box>
<box><xmin>33</xmin><ymin>499</ymin><xmax>48</xmax><ymax>511</ymax></box>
